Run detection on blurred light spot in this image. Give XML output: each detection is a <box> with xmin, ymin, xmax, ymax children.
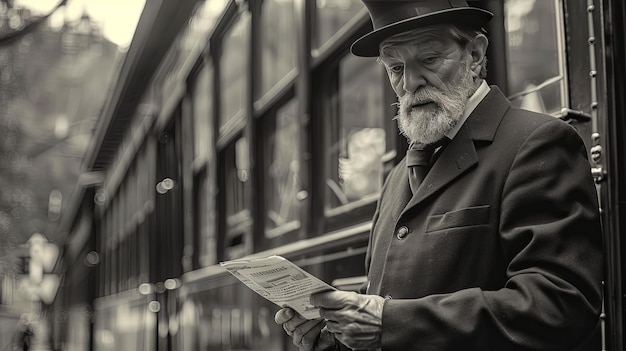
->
<box><xmin>85</xmin><ymin>251</ymin><xmax>99</xmax><ymax>266</ymax></box>
<box><xmin>54</xmin><ymin>115</ymin><xmax>69</xmax><ymax>139</ymax></box>
<box><xmin>148</xmin><ymin>300</ymin><xmax>160</xmax><ymax>313</ymax></box>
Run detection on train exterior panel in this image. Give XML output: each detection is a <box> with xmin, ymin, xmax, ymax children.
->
<box><xmin>48</xmin><ymin>0</ymin><xmax>626</xmax><ymax>350</ymax></box>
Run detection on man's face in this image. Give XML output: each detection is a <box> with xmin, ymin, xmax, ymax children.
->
<box><xmin>379</xmin><ymin>28</ymin><xmax>477</xmax><ymax>145</ymax></box>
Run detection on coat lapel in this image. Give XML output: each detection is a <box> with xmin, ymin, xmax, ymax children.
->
<box><xmin>400</xmin><ymin>86</ymin><xmax>511</xmax><ymax>213</ymax></box>
<box><xmin>403</xmin><ymin>124</ymin><xmax>478</xmax><ymax>211</ymax></box>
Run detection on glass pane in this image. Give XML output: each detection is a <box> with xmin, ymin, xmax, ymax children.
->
<box><xmin>223</xmin><ymin>137</ymin><xmax>250</xmax><ymax>258</ymax></box>
<box><xmin>504</xmin><ymin>0</ymin><xmax>566</xmax><ymax>115</ymax></box>
<box><xmin>261</xmin><ymin>0</ymin><xmax>297</xmax><ymax>97</ymax></box>
<box><xmin>314</xmin><ymin>0</ymin><xmax>364</xmax><ymax>52</ymax></box>
<box><xmin>326</xmin><ymin>55</ymin><xmax>386</xmax><ymax>210</ymax></box>
<box><xmin>193</xmin><ymin>64</ymin><xmax>213</xmax><ymax>162</ymax></box>
<box><xmin>220</xmin><ymin>12</ymin><xmax>250</xmax><ymax>128</ymax></box>
<box><xmin>225</xmin><ymin>137</ymin><xmax>250</xmax><ymax>220</ymax></box>
<box><xmin>264</xmin><ymin>99</ymin><xmax>301</xmax><ymax>236</ymax></box>
<box><xmin>196</xmin><ymin>172</ymin><xmax>216</xmax><ymax>267</ymax></box>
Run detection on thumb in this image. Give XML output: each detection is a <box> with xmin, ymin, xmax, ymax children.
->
<box><xmin>274</xmin><ymin>307</ymin><xmax>294</xmax><ymax>324</ymax></box>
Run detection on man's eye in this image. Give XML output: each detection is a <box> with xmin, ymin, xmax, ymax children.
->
<box><xmin>422</xmin><ymin>57</ymin><xmax>437</xmax><ymax>64</ymax></box>
<box><xmin>388</xmin><ymin>65</ymin><xmax>403</xmax><ymax>74</ymax></box>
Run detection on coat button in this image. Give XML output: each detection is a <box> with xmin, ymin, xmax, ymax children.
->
<box><xmin>396</xmin><ymin>226</ymin><xmax>409</xmax><ymax>240</ymax></box>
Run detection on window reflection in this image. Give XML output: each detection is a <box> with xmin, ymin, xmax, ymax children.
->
<box><xmin>225</xmin><ymin>137</ymin><xmax>249</xmax><ymax>219</ymax></box>
<box><xmin>505</xmin><ymin>0</ymin><xmax>567</xmax><ymax>115</ymax></box>
<box><xmin>220</xmin><ymin>12</ymin><xmax>250</xmax><ymax>128</ymax></box>
<box><xmin>196</xmin><ymin>171</ymin><xmax>216</xmax><ymax>267</ymax></box>
<box><xmin>191</xmin><ymin>65</ymin><xmax>216</xmax><ymax>266</ymax></box>
<box><xmin>193</xmin><ymin>64</ymin><xmax>212</xmax><ymax>162</ymax></box>
<box><xmin>314</xmin><ymin>0</ymin><xmax>364</xmax><ymax>52</ymax></box>
<box><xmin>224</xmin><ymin>137</ymin><xmax>251</xmax><ymax>258</ymax></box>
<box><xmin>326</xmin><ymin>55</ymin><xmax>386</xmax><ymax>210</ymax></box>
<box><xmin>264</xmin><ymin>99</ymin><xmax>301</xmax><ymax>237</ymax></box>
<box><xmin>261</xmin><ymin>0</ymin><xmax>297</xmax><ymax>97</ymax></box>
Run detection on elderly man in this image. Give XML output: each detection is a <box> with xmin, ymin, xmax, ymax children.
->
<box><xmin>275</xmin><ymin>1</ymin><xmax>603</xmax><ymax>350</ymax></box>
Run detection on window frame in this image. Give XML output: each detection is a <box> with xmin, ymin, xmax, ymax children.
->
<box><xmin>312</xmin><ymin>48</ymin><xmax>398</xmax><ymax>233</ymax></box>
<box><xmin>254</xmin><ymin>91</ymin><xmax>307</xmax><ymax>251</ymax></box>
<box><xmin>504</xmin><ymin>0</ymin><xmax>570</xmax><ymax>117</ymax></box>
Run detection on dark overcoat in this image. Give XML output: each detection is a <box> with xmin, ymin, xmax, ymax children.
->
<box><xmin>358</xmin><ymin>86</ymin><xmax>602</xmax><ymax>350</ymax></box>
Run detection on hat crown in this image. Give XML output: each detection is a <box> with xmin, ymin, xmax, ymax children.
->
<box><xmin>352</xmin><ymin>0</ymin><xmax>493</xmax><ymax>57</ymax></box>
<box><xmin>363</xmin><ymin>0</ymin><xmax>471</xmax><ymax>30</ymax></box>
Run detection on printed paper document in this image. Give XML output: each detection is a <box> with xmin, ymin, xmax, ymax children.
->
<box><xmin>220</xmin><ymin>255</ymin><xmax>335</xmax><ymax>319</ymax></box>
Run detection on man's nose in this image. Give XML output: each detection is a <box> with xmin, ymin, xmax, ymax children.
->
<box><xmin>403</xmin><ymin>66</ymin><xmax>427</xmax><ymax>94</ymax></box>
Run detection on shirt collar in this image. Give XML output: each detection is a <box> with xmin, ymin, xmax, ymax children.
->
<box><xmin>445</xmin><ymin>80</ymin><xmax>490</xmax><ymax>140</ymax></box>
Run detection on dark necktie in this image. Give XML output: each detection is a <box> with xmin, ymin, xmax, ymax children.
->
<box><xmin>406</xmin><ymin>143</ymin><xmax>436</xmax><ymax>194</ymax></box>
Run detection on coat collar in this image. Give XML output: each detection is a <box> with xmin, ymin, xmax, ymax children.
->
<box><xmin>464</xmin><ymin>85</ymin><xmax>510</xmax><ymax>142</ymax></box>
<box><xmin>399</xmin><ymin>86</ymin><xmax>511</xmax><ymax>212</ymax></box>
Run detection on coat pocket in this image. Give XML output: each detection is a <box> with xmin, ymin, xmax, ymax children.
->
<box><xmin>425</xmin><ymin>205</ymin><xmax>490</xmax><ymax>233</ymax></box>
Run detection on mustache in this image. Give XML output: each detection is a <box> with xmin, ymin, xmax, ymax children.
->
<box><xmin>398</xmin><ymin>88</ymin><xmax>451</xmax><ymax>109</ymax></box>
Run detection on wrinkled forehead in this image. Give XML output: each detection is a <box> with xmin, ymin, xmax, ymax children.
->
<box><xmin>380</xmin><ymin>26</ymin><xmax>459</xmax><ymax>58</ymax></box>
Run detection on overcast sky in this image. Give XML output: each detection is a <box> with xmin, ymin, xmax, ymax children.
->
<box><xmin>15</xmin><ymin>0</ymin><xmax>146</xmax><ymax>47</ymax></box>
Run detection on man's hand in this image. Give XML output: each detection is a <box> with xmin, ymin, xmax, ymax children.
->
<box><xmin>311</xmin><ymin>290</ymin><xmax>385</xmax><ymax>350</ymax></box>
<box><xmin>274</xmin><ymin>307</ymin><xmax>335</xmax><ymax>351</ymax></box>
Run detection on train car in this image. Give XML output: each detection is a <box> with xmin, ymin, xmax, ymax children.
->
<box><xmin>50</xmin><ymin>0</ymin><xmax>626</xmax><ymax>350</ymax></box>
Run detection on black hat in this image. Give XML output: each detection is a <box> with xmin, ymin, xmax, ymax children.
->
<box><xmin>351</xmin><ymin>0</ymin><xmax>493</xmax><ymax>57</ymax></box>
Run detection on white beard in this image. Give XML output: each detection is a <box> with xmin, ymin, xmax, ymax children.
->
<box><xmin>394</xmin><ymin>64</ymin><xmax>475</xmax><ymax>145</ymax></box>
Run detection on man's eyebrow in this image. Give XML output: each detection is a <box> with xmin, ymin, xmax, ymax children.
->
<box><xmin>377</xmin><ymin>54</ymin><xmax>405</xmax><ymax>68</ymax></box>
<box><xmin>377</xmin><ymin>56</ymin><xmax>394</xmax><ymax>64</ymax></box>
<box><xmin>380</xmin><ymin>40</ymin><xmax>445</xmax><ymax>61</ymax></box>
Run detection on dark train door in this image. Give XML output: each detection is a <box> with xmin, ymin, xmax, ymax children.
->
<box><xmin>598</xmin><ymin>0</ymin><xmax>626</xmax><ymax>349</ymax></box>
<box><xmin>558</xmin><ymin>0</ymin><xmax>626</xmax><ymax>349</ymax></box>
<box><xmin>153</xmin><ymin>108</ymin><xmax>185</xmax><ymax>351</ymax></box>
<box><xmin>478</xmin><ymin>0</ymin><xmax>613</xmax><ymax>348</ymax></box>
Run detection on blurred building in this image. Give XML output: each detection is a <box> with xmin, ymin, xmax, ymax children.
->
<box><xmin>0</xmin><ymin>2</ymin><xmax>126</xmax><ymax>350</ymax></box>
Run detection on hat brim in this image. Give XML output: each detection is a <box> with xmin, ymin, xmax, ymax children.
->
<box><xmin>351</xmin><ymin>8</ymin><xmax>493</xmax><ymax>57</ymax></box>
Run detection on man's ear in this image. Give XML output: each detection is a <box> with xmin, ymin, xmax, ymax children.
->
<box><xmin>469</xmin><ymin>34</ymin><xmax>489</xmax><ymax>77</ymax></box>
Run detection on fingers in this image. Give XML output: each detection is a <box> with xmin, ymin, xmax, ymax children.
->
<box><xmin>280</xmin><ymin>311</ymin><xmax>308</xmax><ymax>335</ymax></box>
<box><xmin>277</xmin><ymin>293</ymin><xmax>383</xmax><ymax>350</ymax></box>
<box><xmin>274</xmin><ymin>307</ymin><xmax>295</xmax><ymax>324</ymax></box>
<box><xmin>275</xmin><ymin>307</ymin><xmax>325</xmax><ymax>350</ymax></box>
<box><xmin>310</xmin><ymin>293</ymin><xmax>385</xmax><ymax>350</ymax></box>
<box><xmin>283</xmin><ymin>315</ymin><xmax>319</xmax><ymax>339</ymax></box>
<box><xmin>291</xmin><ymin>319</ymin><xmax>325</xmax><ymax>349</ymax></box>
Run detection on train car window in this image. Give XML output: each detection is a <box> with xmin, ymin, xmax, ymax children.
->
<box><xmin>192</xmin><ymin>64</ymin><xmax>213</xmax><ymax>165</ymax></box>
<box><xmin>219</xmin><ymin>11</ymin><xmax>250</xmax><ymax>130</ymax></box>
<box><xmin>223</xmin><ymin>136</ymin><xmax>252</xmax><ymax>259</ymax></box>
<box><xmin>260</xmin><ymin>0</ymin><xmax>298</xmax><ymax>98</ymax></box>
<box><xmin>191</xmin><ymin>64</ymin><xmax>218</xmax><ymax>267</ymax></box>
<box><xmin>313</xmin><ymin>0</ymin><xmax>365</xmax><ymax>53</ymax></box>
<box><xmin>195</xmin><ymin>169</ymin><xmax>217</xmax><ymax>267</ymax></box>
<box><xmin>262</xmin><ymin>98</ymin><xmax>302</xmax><ymax>238</ymax></box>
<box><xmin>140</xmin><ymin>142</ymin><xmax>154</xmax><ymax>285</ymax></box>
<box><xmin>128</xmin><ymin>165</ymin><xmax>141</xmax><ymax>289</ymax></box>
<box><xmin>324</xmin><ymin>54</ymin><xmax>386</xmax><ymax>216</ymax></box>
<box><xmin>504</xmin><ymin>0</ymin><xmax>568</xmax><ymax>116</ymax></box>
